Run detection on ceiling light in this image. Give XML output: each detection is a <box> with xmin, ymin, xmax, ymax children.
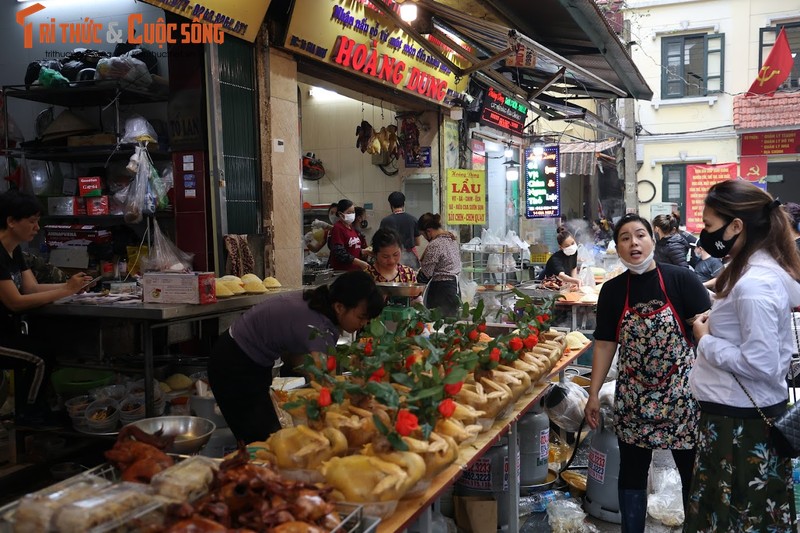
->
<box><xmin>309</xmin><ymin>87</ymin><xmax>342</xmax><ymax>100</ymax></box>
<box><xmin>399</xmin><ymin>3</ymin><xmax>418</xmax><ymax>22</ymax></box>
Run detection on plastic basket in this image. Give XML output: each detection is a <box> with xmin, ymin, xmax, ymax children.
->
<box><xmin>530</xmin><ymin>252</ymin><xmax>551</xmax><ymax>263</ymax></box>
<box><xmin>51</xmin><ymin>368</ymin><xmax>115</xmax><ymax>397</ymax></box>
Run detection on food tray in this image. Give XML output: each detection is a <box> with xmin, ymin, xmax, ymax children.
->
<box><xmin>375</xmin><ymin>282</ymin><xmax>425</xmax><ymax>297</ymax></box>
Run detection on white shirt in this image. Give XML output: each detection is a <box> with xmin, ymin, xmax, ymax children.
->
<box><xmin>690</xmin><ymin>250</ymin><xmax>800</xmax><ymax>408</ymax></box>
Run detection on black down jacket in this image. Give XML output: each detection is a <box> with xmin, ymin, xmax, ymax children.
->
<box><xmin>655</xmin><ymin>233</ymin><xmax>690</xmax><ymax>268</ymax></box>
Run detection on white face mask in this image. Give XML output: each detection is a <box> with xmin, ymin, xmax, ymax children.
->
<box><xmin>619</xmin><ymin>249</ymin><xmax>655</xmax><ymax>275</ymax></box>
<box><xmin>329</xmin><ymin>214</ymin><xmax>338</xmax><ymax>224</ymax></box>
<box><xmin>343</xmin><ymin>213</ymin><xmax>356</xmax><ymax>224</ymax></box>
<box><xmin>563</xmin><ymin>244</ymin><xmax>578</xmax><ymax>256</ymax></box>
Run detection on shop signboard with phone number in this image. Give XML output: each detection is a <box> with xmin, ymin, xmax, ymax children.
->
<box><xmin>478</xmin><ymin>87</ymin><xmax>527</xmax><ymax>136</ymax></box>
<box><xmin>524</xmin><ymin>146</ymin><xmax>560</xmax><ymax>218</ymax></box>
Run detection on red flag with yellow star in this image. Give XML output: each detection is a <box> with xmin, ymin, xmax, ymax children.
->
<box><xmin>748</xmin><ymin>28</ymin><xmax>794</xmax><ymax>96</ymax></box>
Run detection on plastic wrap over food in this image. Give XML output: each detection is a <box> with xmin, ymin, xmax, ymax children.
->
<box><xmin>547</xmin><ymin>498</ymin><xmax>599</xmax><ymax>533</ymax></box>
<box><xmin>543</xmin><ymin>381</ymin><xmax>588</xmax><ymax>433</ymax></box>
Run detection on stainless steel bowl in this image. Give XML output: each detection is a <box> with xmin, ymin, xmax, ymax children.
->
<box><xmin>124</xmin><ymin>416</ymin><xmax>216</xmax><ymax>454</ymax></box>
<box><xmin>376</xmin><ymin>282</ymin><xmax>425</xmax><ymax>297</ymax></box>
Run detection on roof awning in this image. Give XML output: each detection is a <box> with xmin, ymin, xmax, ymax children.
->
<box><xmin>559</xmin><ymin>140</ymin><xmax>619</xmax><ymax>153</ymax></box>
<box><xmin>558</xmin><ymin>140</ymin><xmax>619</xmax><ymax>175</ymax></box>
<box><xmin>412</xmin><ymin>0</ymin><xmax>630</xmax><ymax>99</ymax></box>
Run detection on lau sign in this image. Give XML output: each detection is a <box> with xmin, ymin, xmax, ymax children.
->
<box><xmin>446</xmin><ymin>169</ymin><xmax>486</xmax><ymax>225</ymax></box>
<box><xmin>524</xmin><ymin>146</ymin><xmax>560</xmax><ymax>219</ymax></box>
<box><xmin>285</xmin><ymin>0</ymin><xmax>468</xmax><ymax>105</ymax></box>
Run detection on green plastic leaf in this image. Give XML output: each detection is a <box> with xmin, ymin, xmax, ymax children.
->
<box><xmin>373</xmin><ymin>413</ymin><xmax>388</xmax><ymax>434</ymax></box>
<box><xmin>391</xmin><ymin>372</ymin><xmax>415</xmax><ymax>388</ymax></box>
<box><xmin>366</xmin><ymin>381</ymin><xmax>400</xmax><ymax>408</ymax></box>
<box><xmin>282</xmin><ymin>400</ymin><xmax>301</xmax><ymax>411</ymax></box>
<box><xmin>388</xmin><ymin>432</ymin><xmax>409</xmax><ymax>451</ymax></box>
<box><xmin>370</xmin><ymin>320</ymin><xmax>387</xmax><ymax>337</ymax></box>
<box><xmin>406</xmin><ymin>385</ymin><xmax>443</xmax><ymax>403</ymax></box>
<box><xmin>443</xmin><ymin>366</ymin><xmax>467</xmax><ymax>384</ymax></box>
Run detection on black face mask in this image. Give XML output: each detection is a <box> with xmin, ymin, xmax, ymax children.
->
<box><xmin>699</xmin><ymin>220</ymin><xmax>738</xmax><ymax>258</ymax></box>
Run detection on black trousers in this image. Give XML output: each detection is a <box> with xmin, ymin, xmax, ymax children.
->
<box><xmin>0</xmin><ymin>321</ymin><xmax>49</xmax><ymax>412</ymax></box>
<box><xmin>618</xmin><ymin>440</ymin><xmax>695</xmax><ymax>504</ymax></box>
<box><xmin>426</xmin><ymin>279</ymin><xmax>461</xmax><ymax>317</ymax></box>
<box><xmin>207</xmin><ymin>330</ymin><xmax>280</xmax><ymax>444</ymax></box>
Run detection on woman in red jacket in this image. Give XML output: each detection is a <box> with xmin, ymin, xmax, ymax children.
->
<box><xmin>328</xmin><ymin>199</ymin><xmax>370</xmax><ymax>271</ymax></box>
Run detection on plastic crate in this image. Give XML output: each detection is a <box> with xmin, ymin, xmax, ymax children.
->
<box><xmin>530</xmin><ymin>252</ymin><xmax>551</xmax><ymax>263</ymax></box>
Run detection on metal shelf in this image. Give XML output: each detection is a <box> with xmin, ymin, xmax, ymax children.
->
<box><xmin>8</xmin><ymin>144</ymin><xmax>170</xmax><ymax>163</ymax></box>
<box><xmin>3</xmin><ymin>81</ymin><xmax>168</xmax><ymax>107</ymax></box>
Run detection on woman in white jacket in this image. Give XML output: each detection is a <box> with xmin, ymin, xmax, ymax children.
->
<box><xmin>686</xmin><ymin>180</ymin><xmax>800</xmax><ymax>532</ymax></box>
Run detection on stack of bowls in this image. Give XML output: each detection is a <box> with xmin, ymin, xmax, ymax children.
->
<box><xmin>128</xmin><ymin>379</ymin><xmax>166</xmax><ymax>415</ymax></box>
<box><xmin>119</xmin><ymin>396</ymin><xmax>146</xmax><ymax>424</ymax></box>
<box><xmin>65</xmin><ymin>395</ymin><xmax>92</xmax><ymax>431</ymax></box>
<box><xmin>84</xmin><ymin>398</ymin><xmax>120</xmax><ymax>433</ymax></box>
<box><xmin>90</xmin><ymin>383</ymin><xmax>127</xmax><ymax>402</ymax></box>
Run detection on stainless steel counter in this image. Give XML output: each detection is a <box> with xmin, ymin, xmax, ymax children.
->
<box><xmin>32</xmin><ymin>289</ymin><xmax>301</xmax><ymax>416</ymax></box>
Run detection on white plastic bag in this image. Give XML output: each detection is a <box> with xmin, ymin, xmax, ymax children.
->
<box><xmin>547</xmin><ymin>498</ymin><xmax>599</xmax><ymax>533</ymax></box>
<box><xmin>543</xmin><ymin>381</ymin><xmax>589</xmax><ymax>432</ymax></box>
<box><xmin>121</xmin><ymin>115</ymin><xmax>158</xmax><ymax>144</ymax></box>
<box><xmin>579</xmin><ymin>265</ymin><xmax>595</xmax><ymax>288</ymax></box>
<box><xmin>142</xmin><ymin>218</ymin><xmax>193</xmax><ymax>272</ymax></box>
<box><xmin>486</xmin><ymin>253</ymin><xmax>503</xmax><ymax>273</ymax></box>
<box><xmin>647</xmin><ymin>467</ymin><xmax>684</xmax><ymax>527</ymax></box>
<box><xmin>459</xmin><ymin>274</ymin><xmax>477</xmax><ymax>305</ymax></box>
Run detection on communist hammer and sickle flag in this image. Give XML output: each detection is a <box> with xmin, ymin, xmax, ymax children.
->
<box><xmin>748</xmin><ymin>28</ymin><xmax>794</xmax><ymax>96</ymax></box>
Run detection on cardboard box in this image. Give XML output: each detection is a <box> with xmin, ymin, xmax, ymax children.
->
<box><xmin>85</xmin><ymin>196</ymin><xmax>109</xmax><ymax>216</ymax></box>
<box><xmin>142</xmin><ymin>272</ymin><xmax>217</xmax><ymax>305</ymax></box>
<box><xmin>47</xmin><ymin>197</ymin><xmax>85</xmax><ymax>216</ymax></box>
<box><xmin>44</xmin><ymin>224</ymin><xmax>113</xmax><ymax>246</ymax></box>
<box><xmin>67</xmin><ymin>133</ymin><xmax>117</xmax><ymax>147</ymax></box>
<box><xmin>78</xmin><ymin>177</ymin><xmax>103</xmax><ymax>197</ymax></box>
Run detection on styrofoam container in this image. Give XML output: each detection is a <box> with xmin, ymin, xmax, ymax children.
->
<box><xmin>189</xmin><ymin>395</ymin><xmax>228</xmax><ymax>428</ymax></box>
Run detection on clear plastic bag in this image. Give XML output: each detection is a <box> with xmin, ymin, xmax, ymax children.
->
<box><xmin>543</xmin><ymin>381</ymin><xmax>589</xmax><ymax>432</ymax></box>
<box><xmin>647</xmin><ymin>467</ymin><xmax>684</xmax><ymax>527</ymax></box>
<box><xmin>123</xmin><ymin>146</ymin><xmax>148</xmax><ymax>224</ymax></box>
<box><xmin>459</xmin><ymin>274</ymin><xmax>477</xmax><ymax>305</ymax></box>
<box><xmin>547</xmin><ymin>498</ymin><xmax>599</xmax><ymax>533</ymax></box>
<box><xmin>142</xmin><ymin>218</ymin><xmax>193</xmax><ymax>272</ymax></box>
<box><xmin>96</xmin><ymin>54</ymin><xmax>152</xmax><ymax>88</ymax></box>
<box><xmin>579</xmin><ymin>265</ymin><xmax>595</xmax><ymax>288</ymax></box>
<box><xmin>121</xmin><ymin>115</ymin><xmax>158</xmax><ymax>144</ymax></box>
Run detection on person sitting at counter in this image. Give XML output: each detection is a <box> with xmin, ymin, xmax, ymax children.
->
<box><xmin>0</xmin><ymin>190</ymin><xmax>92</xmax><ymax>425</ymax></box>
<box><xmin>207</xmin><ymin>271</ymin><xmax>384</xmax><ymax>444</ymax></box>
<box><xmin>417</xmin><ymin>213</ymin><xmax>461</xmax><ymax>317</ymax></box>
<box><xmin>543</xmin><ymin>226</ymin><xmax>581</xmax><ymax>286</ymax></box>
<box><xmin>365</xmin><ymin>228</ymin><xmax>417</xmax><ymax>284</ymax></box>
<box><xmin>328</xmin><ymin>199</ymin><xmax>370</xmax><ymax>271</ymax></box>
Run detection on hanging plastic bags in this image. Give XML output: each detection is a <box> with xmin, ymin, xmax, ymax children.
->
<box><xmin>142</xmin><ymin>218</ymin><xmax>193</xmax><ymax>272</ymax></box>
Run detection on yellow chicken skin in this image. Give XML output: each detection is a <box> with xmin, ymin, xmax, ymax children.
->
<box><xmin>263</xmin><ymin>426</ymin><xmax>348</xmax><ymax>470</ymax></box>
<box><xmin>321</xmin><ymin>451</ymin><xmax>425</xmax><ymax>502</ymax></box>
<box><xmin>401</xmin><ymin>432</ymin><xmax>460</xmax><ymax>478</ymax></box>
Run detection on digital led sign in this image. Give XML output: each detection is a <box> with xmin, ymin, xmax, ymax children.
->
<box><xmin>478</xmin><ymin>87</ymin><xmax>527</xmax><ymax>136</ymax></box>
<box><xmin>524</xmin><ymin>146</ymin><xmax>560</xmax><ymax>219</ymax></box>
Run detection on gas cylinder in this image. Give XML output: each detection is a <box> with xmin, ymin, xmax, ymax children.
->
<box><xmin>584</xmin><ymin>409</ymin><xmax>622</xmax><ymax>524</ymax></box>
<box><xmin>519</xmin><ymin>402</ymin><xmax>549</xmax><ymax>485</ymax></box>
<box><xmin>455</xmin><ymin>436</ymin><xmax>519</xmax><ymax>530</ymax></box>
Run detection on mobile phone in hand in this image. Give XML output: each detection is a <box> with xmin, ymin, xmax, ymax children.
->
<box><xmin>81</xmin><ymin>275</ymin><xmax>103</xmax><ymax>290</ymax></box>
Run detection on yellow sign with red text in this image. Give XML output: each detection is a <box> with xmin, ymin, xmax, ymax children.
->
<box><xmin>138</xmin><ymin>0</ymin><xmax>271</xmax><ymax>42</ymax></box>
<box><xmin>285</xmin><ymin>0</ymin><xmax>468</xmax><ymax>105</ymax></box>
<box><xmin>446</xmin><ymin>169</ymin><xmax>486</xmax><ymax>225</ymax></box>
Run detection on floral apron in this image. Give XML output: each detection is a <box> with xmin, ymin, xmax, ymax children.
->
<box><xmin>614</xmin><ymin>267</ymin><xmax>697</xmax><ymax>448</ymax></box>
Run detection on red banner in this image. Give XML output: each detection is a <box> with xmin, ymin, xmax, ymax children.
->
<box><xmin>685</xmin><ymin>163</ymin><xmax>737</xmax><ymax>233</ymax></box>
<box><xmin>741</xmin><ymin>130</ymin><xmax>800</xmax><ymax>155</ymax></box>
<box><xmin>739</xmin><ymin>156</ymin><xmax>768</xmax><ymax>182</ymax></box>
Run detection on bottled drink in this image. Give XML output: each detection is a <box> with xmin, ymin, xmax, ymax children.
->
<box><xmin>519</xmin><ymin>490</ymin><xmax>568</xmax><ymax>514</ymax></box>
<box><xmin>117</xmin><ymin>258</ymin><xmax>128</xmax><ymax>280</ymax></box>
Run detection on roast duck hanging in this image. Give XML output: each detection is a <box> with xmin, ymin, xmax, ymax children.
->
<box><xmin>355</xmin><ymin>120</ymin><xmax>399</xmax><ymax>156</ymax></box>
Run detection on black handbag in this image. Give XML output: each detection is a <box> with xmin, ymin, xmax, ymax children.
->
<box><xmin>731</xmin><ymin>314</ymin><xmax>800</xmax><ymax>457</ymax></box>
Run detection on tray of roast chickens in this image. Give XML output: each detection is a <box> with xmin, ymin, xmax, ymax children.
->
<box><xmin>0</xmin><ymin>425</ymin><xmax>374</xmax><ymax>533</ymax></box>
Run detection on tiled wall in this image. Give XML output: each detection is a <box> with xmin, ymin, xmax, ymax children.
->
<box><xmin>298</xmin><ymin>82</ymin><xmax>405</xmax><ymax>240</ymax></box>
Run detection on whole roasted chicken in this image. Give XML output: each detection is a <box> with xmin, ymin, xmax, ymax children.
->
<box><xmin>321</xmin><ymin>447</ymin><xmax>426</xmax><ymax>502</ymax></box>
<box><xmin>104</xmin><ymin>425</ymin><xmax>174</xmax><ymax>483</ymax></box>
<box><xmin>261</xmin><ymin>426</ymin><xmax>348</xmax><ymax>470</ymax></box>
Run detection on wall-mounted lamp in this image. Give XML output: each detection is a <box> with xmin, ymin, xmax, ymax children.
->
<box><xmin>504</xmin><ymin>144</ymin><xmax>513</xmax><ymax>158</ymax></box>
<box><xmin>504</xmin><ymin>158</ymin><xmax>520</xmax><ymax>181</ymax></box>
<box><xmin>397</xmin><ymin>0</ymin><xmax>418</xmax><ymax>22</ymax></box>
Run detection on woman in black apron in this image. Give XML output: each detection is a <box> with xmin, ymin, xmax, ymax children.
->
<box><xmin>416</xmin><ymin>213</ymin><xmax>461</xmax><ymax>317</ymax></box>
<box><xmin>585</xmin><ymin>214</ymin><xmax>710</xmax><ymax>532</ymax></box>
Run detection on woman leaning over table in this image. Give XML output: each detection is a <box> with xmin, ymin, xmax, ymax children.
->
<box><xmin>208</xmin><ymin>271</ymin><xmax>384</xmax><ymax>444</ymax></box>
<box><xmin>685</xmin><ymin>181</ymin><xmax>800</xmax><ymax>533</ymax></box>
<box><xmin>416</xmin><ymin>213</ymin><xmax>461</xmax><ymax>317</ymax></box>
<box><xmin>584</xmin><ymin>213</ymin><xmax>710</xmax><ymax>533</ymax></box>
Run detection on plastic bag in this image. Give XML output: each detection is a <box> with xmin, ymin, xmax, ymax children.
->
<box><xmin>96</xmin><ymin>54</ymin><xmax>152</xmax><ymax>88</ymax></box>
<box><xmin>481</xmin><ymin>228</ymin><xmax>504</xmax><ymax>252</ymax></box>
<box><xmin>459</xmin><ymin>274</ymin><xmax>477</xmax><ymax>305</ymax></box>
<box><xmin>38</xmin><ymin>67</ymin><xmax>69</xmax><ymax>88</ymax></box>
<box><xmin>547</xmin><ymin>498</ymin><xmax>599</xmax><ymax>533</ymax></box>
<box><xmin>647</xmin><ymin>467</ymin><xmax>684</xmax><ymax>527</ymax></box>
<box><xmin>123</xmin><ymin>146</ymin><xmax>148</xmax><ymax>223</ymax></box>
<box><xmin>486</xmin><ymin>253</ymin><xmax>503</xmax><ymax>273</ymax></box>
<box><xmin>578</xmin><ymin>265</ymin><xmax>595</xmax><ymax>288</ymax></box>
<box><xmin>143</xmin><ymin>219</ymin><xmax>193</xmax><ymax>272</ymax></box>
<box><xmin>504</xmin><ymin>230</ymin><xmax>530</xmax><ymax>254</ymax></box>
<box><xmin>121</xmin><ymin>115</ymin><xmax>158</xmax><ymax>144</ymax></box>
<box><xmin>543</xmin><ymin>381</ymin><xmax>588</xmax><ymax>432</ymax></box>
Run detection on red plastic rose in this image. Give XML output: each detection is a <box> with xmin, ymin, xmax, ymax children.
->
<box><xmin>523</xmin><ymin>334</ymin><xmax>538</xmax><ymax>350</ymax></box>
<box><xmin>364</xmin><ymin>342</ymin><xmax>373</xmax><ymax>356</ymax></box>
<box><xmin>509</xmin><ymin>337</ymin><xmax>524</xmax><ymax>351</ymax></box>
<box><xmin>395</xmin><ymin>409</ymin><xmax>419</xmax><ymax>436</ymax></box>
<box><xmin>369</xmin><ymin>367</ymin><xmax>386</xmax><ymax>382</ymax></box>
<box><xmin>326</xmin><ymin>355</ymin><xmax>337</xmax><ymax>372</ymax></box>
<box><xmin>468</xmin><ymin>329</ymin><xmax>479</xmax><ymax>342</ymax></box>
<box><xmin>438</xmin><ymin>398</ymin><xmax>456</xmax><ymax>418</ymax></box>
<box><xmin>444</xmin><ymin>381</ymin><xmax>463</xmax><ymax>396</ymax></box>
<box><xmin>405</xmin><ymin>354</ymin><xmax>417</xmax><ymax>370</ymax></box>
<box><xmin>489</xmin><ymin>348</ymin><xmax>501</xmax><ymax>362</ymax></box>
<box><xmin>477</xmin><ymin>323</ymin><xmax>487</xmax><ymax>333</ymax></box>
<box><xmin>318</xmin><ymin>387</ymin><xmax>332</xmax><ymax>407</ymax></box>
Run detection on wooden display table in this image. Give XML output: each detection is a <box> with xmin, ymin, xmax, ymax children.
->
<box><xmin>377</xmin><ymin>343</ymin><xmax>591</xmax><ymax>532</ymax></box>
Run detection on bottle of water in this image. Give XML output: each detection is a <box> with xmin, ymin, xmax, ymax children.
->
<box><xmin>519</xmin><ymin>490</ymin><xmax>569</xmax><ymax>514</ymax></box>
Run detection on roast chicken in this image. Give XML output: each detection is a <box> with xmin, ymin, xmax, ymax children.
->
<box><xmin>321</xmin><ymin>449</ymin><xmax>425</xmax><ymax>502</ymax></box>
<box><xmin>262</xmin><ymin>426</ymin><xmax>348</xmax><ymax>470</ymax></box>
